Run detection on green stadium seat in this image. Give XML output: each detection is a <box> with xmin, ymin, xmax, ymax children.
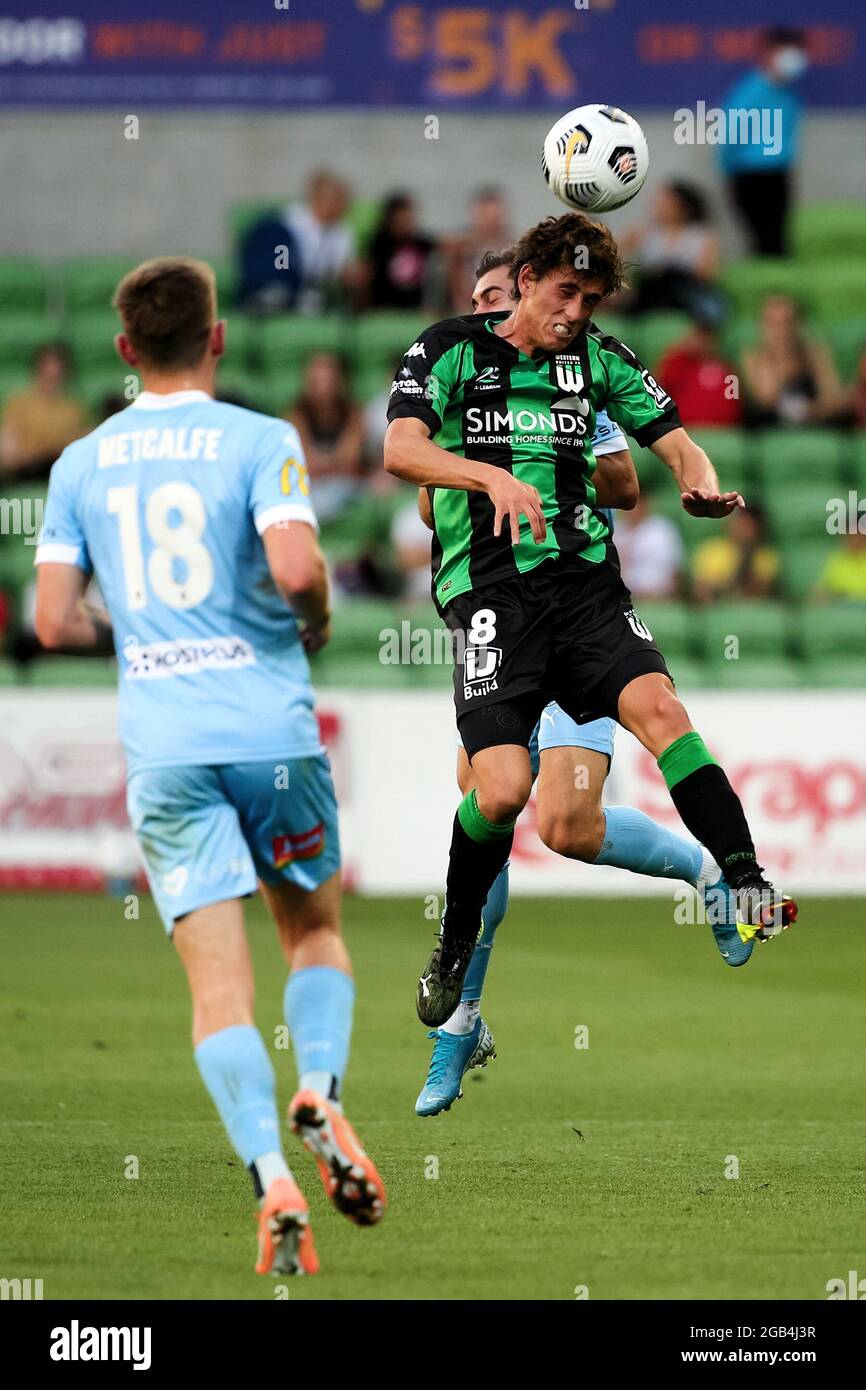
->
<box><xmin>634</xmin><ymin>312</ymin><xmax>691</xmax><ymax>369</ymax></box>
<box><xmin>687</xmin><ymin>429</ymin><xmax>754</xmax><ymax>498</ymax></box>
<box><xmin>634</xmin><ymin>599</ymin><xmax>692</xmax><ymax>660</ymax></box>
<box><xmin>759</xmin><ymin>429</ymin><xmax>846</xmax><ymax>487</ymax></box>
<box><xmin>593</xmin><ymin>312</ymin><xmax>637</xmax><ymax>353</ymax></box>
<box><xmin>346</xmin><ymin>198</ymin><xmax>381</xmax><ymax>257</ymax></box>
<box><xmin>26</xmin><ymin>657</ymin><xmax>118</xmax><ymax>687</ymax></box>
<box><xmin>793</xmin><ymin>203</ymin><xmax>866</xmax><ymax>263</ymax></box>
<box><xmin>719</xmin><ymin>318</ymin><xmax>759</xmax><ymax>362</ymax></box>
<box><xmin>702</xmin><ymin>656</ymin><xmax>804</xmax><ymax>690</ymax></box>
<box><xmin>799</xmin><ymin>603</ymin><xmax>866</xmax><ymax>667</ymax></box>
<box><xmin>67</xmin><ymin>312</ymin><xmax>121</xmax><ymax>369</ymax></box>
<box><xmin>227</xmin><ymin>199</ymin><xmax>281</xmax><ymax>251</ymax></box>
<box><xmin>852</xmin><ymin>435</ymin><xmax>866</xmax><ymax>490</ymax></box>
<box><xmin>262</xmin><ymin>367</ymin><xmax>303</xmax><ymax>416</ymax></box>
<box><xmin>778</xmin><ymin>539</ymin><xmax>836</xmax><ymax>601</ymax></box>
<box><xmin>0</xmin><ymin>368</ymin><xmax>30</xmax><ymax>406</ymax></box>
<box><xmin>60</xmin><ymin>257</ymin><xmax>139</xmax><ymax>314</ymax></box>
<box><xmin>696</xmin><ymin>601</ymin><xmax>791</xmax><ymax>668</ymax></box>
<box><xmin>822</xmin><ymin>318</ymin><xmax>866</xmax><ymax>384</ymax></box>
<box><xmin>355</xmin><ymin>312</ymin><xmax>427</xmax><ymax>371</ymax></box>
<box><xmin>260</xmin><ymin>315</ymin><xmax>346</xmax><ymax>374</ymax></box>
<box><xmin>0</xmin><ymin>257</ymin><xmax>49</xmax><ymax>313</ymax></box>
<box><xmin>764</xmin><ymin>482</ymin><xmax>842</xmax><ymax>544</ymax></box>
<box><xmin>630</xmin><ymin>445</ymin><xmax>669</xmax><ymax>492</ymax></box>
<box><xmin>801</xmin><ymin>656</ymin><xmax>866</xmax><ymax>689</ymax></box>
<box><xmin>214</xmin><ymin>370</ymin><xmax>271</xmax><ymax>413</ymax></box>
<box><xmin>0</xmin><ymin>313</ymin><xmax>63</xmax><ymax>368</ymax></box>
<box><xmin>665</xmin><ymin>656</ymin><xmax>710</xmax><ymax>690</ymax></box>
<box><xmin>722</xmin><ymin>258</ymin><xmax>866</xmax><ymax>322</ymax></box>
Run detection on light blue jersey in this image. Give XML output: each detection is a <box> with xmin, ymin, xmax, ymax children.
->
<box><xmin>36</xmin><ymin>389</ymin><xmax>323</xmax><ymax>775</ymax></box>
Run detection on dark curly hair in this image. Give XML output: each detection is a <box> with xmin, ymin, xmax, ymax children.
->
<box><xmin>509</xmin><ymin>213</ymin><xmax>626</xmax><ymax>300</ymax></box>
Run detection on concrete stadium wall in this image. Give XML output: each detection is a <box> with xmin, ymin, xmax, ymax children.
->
<box><xmin>1</xmin><ymin>110</ymin><xmax>864</xmax><ymax>261</ymax></box>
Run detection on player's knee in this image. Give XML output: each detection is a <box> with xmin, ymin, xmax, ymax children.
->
<box><xmin>539</xmin><ymin>808</ymin><xmax>605</xmax><ymax>861</ymax></box>
<box><xmin>475</xmin><ymin>770</ymin><xmax>531</xmax><ymax>825</ymax></box>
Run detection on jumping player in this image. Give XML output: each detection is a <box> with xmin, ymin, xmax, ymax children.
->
<box><xmin>384</xmin><ymin>213</ymin><xmax>797</xmax><ymax>1039</ymax></box>
<box><xmin>414</xmin><ymin>249</ymin><xmax>747</xmax><ymax>1117</ymax></box>
<box><xmin>34</xmin><ymin>257</ymin><xmax>385</xmax><ymax>1276</ymax></box>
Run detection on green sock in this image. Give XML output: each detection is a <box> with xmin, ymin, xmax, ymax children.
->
<box><xmin>657</xmin><ymin>731</ymin><xmax>718</xmax><ymax>791</ymax></box>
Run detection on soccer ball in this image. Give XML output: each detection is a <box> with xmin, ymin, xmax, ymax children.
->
<box><xmin>542</xmin><ymin>104</ymin><xmax>649</xmax><ymax>214</ymax></box>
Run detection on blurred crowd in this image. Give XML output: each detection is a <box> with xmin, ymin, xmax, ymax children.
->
<box><xmin>2</xmin><ymin>156</ymin><xmax>865</xmax><ymax>631</ymax></box>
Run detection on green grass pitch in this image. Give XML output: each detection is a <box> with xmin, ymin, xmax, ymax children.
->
<box><xmin>1</xmin><ymin>891</ymin><xmax>864</xmax><ymax>1302</ymax></box>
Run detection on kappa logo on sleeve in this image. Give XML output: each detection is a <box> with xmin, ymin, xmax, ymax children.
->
<box><xmin>272</xmin><ymin>823</ymin><xmax>326</xmax><ymax>867</ymax></box>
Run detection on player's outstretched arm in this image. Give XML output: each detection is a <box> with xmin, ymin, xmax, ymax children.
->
<box><xmin>650</xmin><ymin>426</ymin><xmax>744</xmax><ymax>519</ymax></box>
<box><xmin>262</xmin><ymin>520</ymin><xmax>331</xmax><ymax>654</ymax></box>
<box><xmin>385</xmin><ymin>418</ymin><xmax>546</xmax><ymax>544</ymax></box>
<box><xmin>35</xmin><ymin>564</ymin><xmax>114</xmax><ymax>653</ymax></box>
<box><xmin>592</xmin><ymin>448</ymin><xmax>639</xmax><ymax>510</ymax></box>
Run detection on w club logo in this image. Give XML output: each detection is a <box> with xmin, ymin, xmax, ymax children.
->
<box><xmin>555</xmin><ymin>360</ymin><xmax>583</xmax><ymax>393</ymax></box>
<box><xmin>625</xmin><ymin>608</ymin><xmax>653</xmax><ymax>641</ymax></box>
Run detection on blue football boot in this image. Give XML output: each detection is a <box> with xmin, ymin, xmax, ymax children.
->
<box><xmin>415</xmin><ymin>1017</ymin><xmax>496</xmax><ymax>1116</ymax></box>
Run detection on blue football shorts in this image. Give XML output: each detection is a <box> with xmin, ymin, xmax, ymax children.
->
<box><xmin>126</xmin><ymin>754</ymin><xmax>341</xmax><ymax>932</ymax></box>
<box><xmin>458</xmin><ymin>700</ymin><xmax>615</xmax><ymax>777</ymax></box>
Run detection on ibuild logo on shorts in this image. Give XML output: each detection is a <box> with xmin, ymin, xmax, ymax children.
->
<box><xmin>462</xmin><ymin>644</ymin><xmax>501</xmax><ymax>699</ymax></box>
<box><xmin>50</xmin><ymin>1320</ymin><xmax>152</xmax><ymax>1371</ymax></box>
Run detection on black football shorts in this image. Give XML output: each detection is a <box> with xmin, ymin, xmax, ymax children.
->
<box><xmin>442</xmin><ymin>558</ymin><xmax>670</xmax><ymax>757</ymax></box>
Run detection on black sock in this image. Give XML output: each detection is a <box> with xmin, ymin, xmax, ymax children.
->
<box><xmin>668</xmin><ymin>764</ymin><xmax>762</xmax><ymax>888</ymax></box>
<box><xmin>443</xmin><ymin>811</ymin><xmax>513</xmax><ymax>956</ymax></box>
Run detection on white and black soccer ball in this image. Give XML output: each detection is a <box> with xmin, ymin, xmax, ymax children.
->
<box><xmin>542</xmin><ymin>104</ymin><xmax>649</xmax><ymax>214</ymax></box>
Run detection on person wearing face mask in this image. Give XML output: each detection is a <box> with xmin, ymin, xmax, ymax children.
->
<box><xmin>718</xmin><ymin>26</ymin><xmax>809</xmax><ymax>257</ymax></box>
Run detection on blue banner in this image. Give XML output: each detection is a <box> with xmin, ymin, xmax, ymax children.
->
<box><xmin>0</xmin><ymin>0</ymin><xmax>861</xmax><ymax>109</ymax></box>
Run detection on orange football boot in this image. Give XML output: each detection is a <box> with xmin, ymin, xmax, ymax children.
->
<box><xmin>289</xmin><ymin>1090</ymin><xmax>386</xmax><ymax>1227</ymax></box>
<box><xmin>255</xmin><ymin>1175</ymin><xmax>319</xmax><ymax>1276</ymax></box>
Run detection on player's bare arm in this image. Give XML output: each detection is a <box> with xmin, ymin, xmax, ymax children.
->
<box><xmin>35</xmin><ymin>564</ymin><xmax>114</xmax><ymax>653</ymax></box>
<box><xmin>385</xmin><ymin>416</ymin><xmax>547</xmax><ymax>545</ymax></box>
<box><xmin>592</xmin><ymin>448</ymin><xmax>639</xmax><ymax>510</ymax></box>
<box><xmin>262</xmin><ymin>519</ymin><xmax>332</xmax><ymax>654</ymax></box>
<box><xmin>650</xmin><ymin>426</ymin><xmax>745</xmax><ymax>518</ymax></box>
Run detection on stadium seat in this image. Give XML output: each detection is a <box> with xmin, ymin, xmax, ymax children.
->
<box><xmin>703</xmin><ymin>656</ymin><xmax>804</xmax><ymax>689</ymax></box>
<box><xmin>778</xmin><ymin>539</ymin><xmax>836</xmax><ymax>601</ymax></box>
<box><xmin>634</xmin><ymin>600</ymin><xmax>692</xmax><ymax>660</ymax></box>
<box><xmin>0</xmin><ymin>257</ymin><xmax>49</xmax><ymax>313</ymax></box>
<box><xmin>0</xmin><ymin>368</ymin><xmax>30</xmax><ymax>406</ymax></box>
<box><xmin>687</xmin><ymin>429</ymin><xmax>753</xmax><ymax>498</ymax></box>
<box><xmin>215</xmin><ymin>370</ymin><xmax>272</xmax><ymax>413</ymax></box>
<box><xmin>722</xmin><ymin>258</ymin><xmax>866</xmax><ymax>322</ymax></box>
<box><xmin>261</xmin><ymin>366</ymin><xmax>302</xmax><ymax>416</ymax></box>
<box><xmin>60</xmin><ymin>257</ymin><xmax>139</xmax><ymax>314</ymax></box>
<box><xmin>26</xmin><ymin>657</ymin><xmax>118</xmax><ymax>687</ymax></box>
<box><xmin>696</xmin><ymin>601</ymin><xmax>791</xmax><ymax>669</ymax></box>
<box><xmin>793</xmin><ymin>203</ymin><xmax>866</xmax><ymax>263</ymax></box>
<box><xmin>799</xmin><ymin>603</ymin><xmax>866</xmax><ymax>666</ymax></box>
<box><xmin>759</xmin><ymin>429</ymin><xmax>846</xmax><ymax>487</ymax></box>
<box><xmin>763</xmin><ymin>482</ymin><xmax>843</xmax><ymax>543</ymax></box>
<box><xmin>822</xmin><ymin>317</ymin><xmax>866</xmax><ymax>384</ymax></box>
<box><xmin>260</xmin><ymin>315</ymin><xmax>346</xmax><ymax>374</ymax></box>
<box><xmin>0</xmin><ymin>312</ymin><xmax>63</xmax><ymax>368</ymax></box>
<box><xmin>634</xmin><ymin>312</ymin><xmax>691</xmax><ymax>369</ymax></box>
<box><xmin>630</xmin><ymin>445</ymin><xmax>669</xmax><ymax>492</ymax></box>
<box><xmin>67</xmin><ymin>312</ymin><xmax>123</xmax><ymax>369</ymax></box>
<box><xmin>354</xmin><ymin>312</ymin><xmax>428</xmax><ymax>372</ymax></box>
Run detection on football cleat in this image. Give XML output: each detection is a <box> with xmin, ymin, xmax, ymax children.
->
<box><xmin>415</xmin><ymin>1017</ymin><xmax>496</xmax><ymax>1117</ymax></box>
<box><xmin>289</xmin><ymin>1090</ymin><xmax>386</xmax><ymax>1227</ymax></box>
<box><xmin>416</xmin><ymin>931</ymin><xmax>478</xmax><ymax>1027</ymax></box>
<box><xmin>735</xmin><ymin>884</ymin><xmax>798</xmax><ymax>945</ymax></box>
<box><xmin>255</xmin><ymin>1176</ymin><xmax>319</xmax><ymax>1277</ymax></box>
<box><xmin>698</xmin><ymin>853</ymin><xmax>754</xmax><ymax>967</ymax></box>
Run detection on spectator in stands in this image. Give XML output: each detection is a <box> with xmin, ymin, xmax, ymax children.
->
<box><xmin>814</xmin><ymin>532</ymin><xmax>866</xmax><ymax>603</ymax></box>
<box><xmin>618</xmin><ymin>182</ymin><xmax>724</xmax><ymax>321</ymax></box>
<box><xmin>286</xmin><ymin>352</ymin><xmax>366</xmax><ymax>523</ymax></box>
<box><xmin>283</xmin><ymin>169</ymin><xmax>361</xmax><ymax>313</ymax></box>
<box><xmin>444</xmin><ymin>187</ymin><xmax>513</xmax><ymax>312</ymax></box>
<box><xmin>0</xmin><ymin>343</ymin><xmax>89</xmax><ymax>481</ymax></box>
<box><xmin>741</xmin><ymin>294</ymin><xmax>846</xmax><ymax>427</ymax></box>
<box><xmin>718</xmin><ymin>27</ymin><xmax>808</xmax><ymax>257</ymax></box>
<box><xmin>656</xmin><ymin>314</ymin><xmax>742</xmax><ymax>426</ymax></box>
<box><xmin>692</xmin><ymin>505</ymin><xmax>779</xmax><ymax>604</ymax></box>
<box><xmin>238</xmin><ymin>171</ymin><xmax>360</xmax><ymax>312</ymax></box>
<box><xmin>362</xmin><ymin>193</ymin><xmax>435</xmax><ymax>310</ymax></box>
<box><xmin>614</xmin><ymin>493</ymin><xmax>685</xmax><ymax>599</ymax></box>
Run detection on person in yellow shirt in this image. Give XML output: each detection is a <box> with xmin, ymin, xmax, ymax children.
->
<box><xmin>0</xmin><ymin>342</ymin><xmax>89</xmax><ymax>481</ymax></box>
<box><xmin>692</xmin><ymin>504</ymin><xmax>779</xmax><ymax>602</ymax></box>
<box><xmin>815</xmin><ymin>531</ymin><xmax>866</xmax><ymax>602</ymax></box>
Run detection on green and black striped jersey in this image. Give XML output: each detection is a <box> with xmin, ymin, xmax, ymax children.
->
<box><xmin>386</xmin><ymin>311</ymin><xmax>681</xmax><ymax>608</ymax></box>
